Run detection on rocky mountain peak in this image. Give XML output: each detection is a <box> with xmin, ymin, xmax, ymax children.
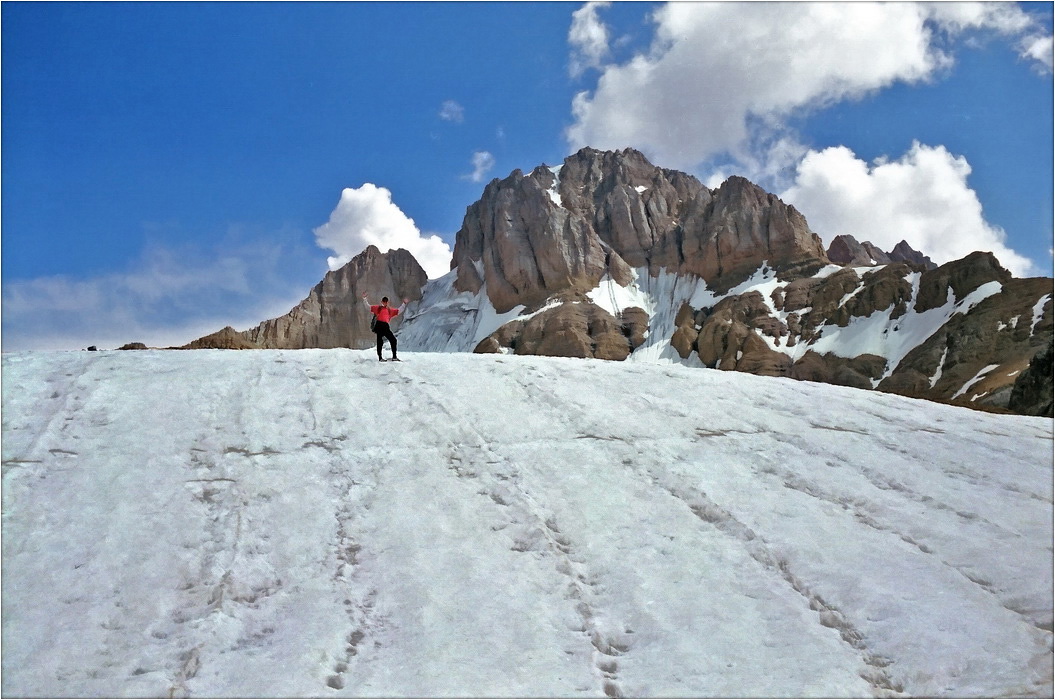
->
<box><xmin>188</xmin><ymin>245</ymin><xmax>426</xmax><ymax>350</ymax></box>
<box><xmin>180</xmin><ymin>148</ymin><xmax>1051</xmax><ymax>417</ymax></box>
<box><xmin>451</xmin><ymin>147</ymin><xmax>830</xmax><ymax>312</ymax></box>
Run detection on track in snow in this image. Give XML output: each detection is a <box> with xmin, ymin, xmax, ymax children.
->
<box><xmin>2</xmin><ymin>349</ymin><xmax>1052</xmax><ymax>697</ymax></box>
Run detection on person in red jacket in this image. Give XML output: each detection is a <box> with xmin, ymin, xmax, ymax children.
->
<box><xmin>362</xmin><ymin>293</ymin><xmax>408</xmax><ymax>361</ymax></box>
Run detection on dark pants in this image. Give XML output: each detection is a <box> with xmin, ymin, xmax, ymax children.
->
<box><xmin>374</xmin><ymin>321</ymin><xmax>397</xmax><ymax>359</ymax></box>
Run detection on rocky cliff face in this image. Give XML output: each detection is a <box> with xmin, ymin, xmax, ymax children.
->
<box><xmin>1009</xmin><ymin>342</ymin><xmax>1054</xmax><ymax>417</ymax></box>
<box><xmin>452</xmin><ymin>147</ymin><xmax>829</xmax><ymax>313</ymax></box>
<box><xmin>665</xmin><ymin>251</ymin><xmax>1053</xmax><ymax>410</ymax></box>
<box><xmin>187</xmin><ymin>246</ymin><xmax>426</xmax><ymax>350</ymax></box>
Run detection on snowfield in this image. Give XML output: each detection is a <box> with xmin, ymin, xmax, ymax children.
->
<box><xmin>2</xmin><ymin>350</ymin><xmax>1052</xmax><ymax>698</ymax></box>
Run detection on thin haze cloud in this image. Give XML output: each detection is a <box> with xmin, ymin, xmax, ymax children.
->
<box><xmin>466</xmin><ymin>151</ymin><xmax>496</xmax><ymax>183</ymax></box>
<box><xmin>1</xmin><ymin>240</ymin><xmax>315</xmax><ymax>351</ymax></box>
<box><xmin>439</xmin><ymin>100</ymin><xmax>465</xmax><ymax>123</ymax></box>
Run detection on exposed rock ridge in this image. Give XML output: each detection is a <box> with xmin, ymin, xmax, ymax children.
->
<box><xmin>827</xmin><ymin>234</ymin><xmax>936</xmax><ymax>270</ymax></box>
<box><xmin>188</xmin><ymin>246</ymin><xmax>426</xmax><ymax>350</ymax></box>
<box><xmin>671</xmin><ymin>252</ymin><xmax>1053</xmax><ymax>411</ymax></box>
<box><xmin>1009</xmin><ymin>341</ymin><xmax>1054</xmax><ymax>417</ymax></box>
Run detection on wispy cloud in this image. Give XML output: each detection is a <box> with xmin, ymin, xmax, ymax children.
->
<box><xmin>439</xmin><ymin>99</ymin><xmax>465</xmax><ymax>123</ymax></box>
<box><xmin>466</xmin><ymin>150</ymin><xmax>496</xmax><ymax>183</ymax></box>
<box><xmin>568</xmin><ymin>1</ymin><xmax>611</xmax><ymax>77</ymax></box>
<box><xmin>313</xmin><ymin>184</ymin><xmax>452</xmax><ymax>279</ymax></box>
<box><xmin>2</xmin><ymin>234</ymin><xmax>319</xmax><ymax>351</ymax></box>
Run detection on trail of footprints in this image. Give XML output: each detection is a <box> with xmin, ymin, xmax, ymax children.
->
<box><xmin>450</xmin><ymin>443</ymin><xmax>632</xmax><ymax>699</ymax></box>
<box><xmin>652</xmin><ymin>474</ymin><xmax>904</xmax><ymax>696</ymax></box>
<box><xmin>324</xmin><ymin>456</ymin><xmax>383</xmax><ymax>693</ymax></box>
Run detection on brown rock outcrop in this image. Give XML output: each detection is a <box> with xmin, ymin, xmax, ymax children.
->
<box><xmin>187</xmin><ymin>246</ymin><xmax>427</xmax><ymax>350</ymax></box>
<box><xmin>241</xmin><ymin>245</ymin><xmax>426</xmax><ymax>349</ymax></box>
<box><xmin>182</xmin><ymin>327</ymin><xmax>261</xmax><ymax>350</ymax></box>
<box><xmin>888</xmin><ymin>240</ymin><xmax>936</xmax><ymax>270</ymax></box>
<box><xmin>914</xmin><ymin>251</ymin><xmax>1012</xmax><ymax>313</ymax></box>
<box><xmin>879</xmin><ymin>277</ymin><xmax>1053</xmax><ymax>408</ymax></box>
<box><xmin>688</xmin><ymin>176</ymin><xmax>829</xmax><ymax>291</ymax></box>
<box><xmin>825</xmin><ymin>235</ymin><xmax>935</xmax><ymax>270</ymax></box>
<box><xmin>695</xmin><ymin>292</ymin><xmax>790</xmax><ymax>376</ymax></box>
<box><xmin>620</xmin><ymin>307</ymin><xmax>650</xmax><ymax>351</ymax></box>
<box><xmin>788</xmin><ymin>351</ymin><xmax>886</xmax><ymax>391</ymax></box>
<box><xmin>827</xmin><ymin>235</ymin><xmax>891</xmax><ymax>266</ymax></box>
<box><xmin>473</xmin><ymin>302</ymin><xmax>635</xmax><ymax>361</ymax></box>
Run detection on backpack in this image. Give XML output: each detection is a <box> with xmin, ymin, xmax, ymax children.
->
<box><xmin>370</xmin><ymin>315</ymin><xmax>377</xmax><ymax>332</ymax></box>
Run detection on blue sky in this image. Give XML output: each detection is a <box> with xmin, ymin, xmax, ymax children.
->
<box><xmin>3</xmin><ymin>2</ymin><xmax>1052</xmax><ymax>350</ymax></box>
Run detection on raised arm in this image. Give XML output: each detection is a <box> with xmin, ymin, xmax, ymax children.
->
<box><xmin>361</xmin><ymin>292</ymin><xmax>372</xmax><ymax>310</ymax></box>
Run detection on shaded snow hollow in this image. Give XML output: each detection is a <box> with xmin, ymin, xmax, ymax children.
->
<box><xmin>2</xmin><ymin>350</ymin><xmax>1052</xmax><ymax>698</ymax></box>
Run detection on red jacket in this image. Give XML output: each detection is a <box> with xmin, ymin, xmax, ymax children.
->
<box><xmin>370</xmin><ymin>304</ymin><xmax>401</xmax><ymax>324</ymax></box>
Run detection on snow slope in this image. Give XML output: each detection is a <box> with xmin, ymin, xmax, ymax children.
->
<box><xmin>2</xmin><ymin>350</ymin><xmax>1052</xmax><ymax>698</ymax></box>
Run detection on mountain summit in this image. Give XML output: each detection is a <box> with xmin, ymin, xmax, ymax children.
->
<box><xmin>187</xmin><ymin>148</ymin><xmax>1053</xmax><ymax>415</ymax></box>
<box><xmin>450</xmin><ymin>147</ymin><xmax>828</xmax><ymax>314</ymax></box>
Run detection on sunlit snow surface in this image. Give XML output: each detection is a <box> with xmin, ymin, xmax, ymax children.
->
<box><xmin>2</xmin><ymin>350</ymin><xmax>1052</xmax><ymax>698</ymax></box>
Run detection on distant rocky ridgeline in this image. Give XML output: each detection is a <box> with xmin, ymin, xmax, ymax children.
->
<box><xmin>826</xmin><ymin>234</ymin><xmax>937</xmax><ymax>270</ymax></box>
<box><xmin>185</xmin><ymin>147</ymin><xmax>1053</xmax><ymax>416</ymax></box>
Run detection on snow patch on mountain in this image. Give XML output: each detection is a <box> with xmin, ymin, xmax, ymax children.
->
<box><xmin>547</xmin><ymin>165</ymin><xmax>563</xmax><ymax>207</ymax></box>
<box><xmin>1032</xmin><ymin>293</ymin><xmax>1052</xmax><ymax>334</ymax></box>
<box><xmin>397</xmin><ymin>270</ymin><xmax>527</xmax><ymax>352</ymax></box>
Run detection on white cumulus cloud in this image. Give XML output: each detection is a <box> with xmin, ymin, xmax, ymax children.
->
<box><xmin>565</xmin><ymin>2</ymin><xmax>1050</xmax><ymax>172</ymax></box>
<box><xmin>780</xmin><ymin>142</ymin><xmax>1037</xmax><ymax>277</ymax></box>
<box><xmin>313</xmin><ymin>184</ymin><xmax>452</xmax><ymax>279</ymax></box>
<box><xmin>1021</xmin><ymin>34</ymin><xmax>1054</xmax><ymax>74</ymax></box>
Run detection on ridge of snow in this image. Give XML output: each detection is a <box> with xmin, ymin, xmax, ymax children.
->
<box><xmin>928</xmin><ymin>346</ymin><xmax>949</xmax><ymax>388</ymax></box>
<box><xmin>1031</xmin><ymin>293</ymin><xmax>1051</xmax><ymax>334</ymax></box>
<box><xmin>547</xmin><ymin>165</ymin><xmax>563</xmax><ymax>207</ymax></box>
<box><xmin>759</xmin><ymin>276</ymin><xmax>1003</xmax><ymax>378</ymax></box>
<box><xmin>952</xmin><ymin>363</ymin><xmax>1001</xmax><ymax>400</ymax></box>
<box><xmin>2</xmin><ymin>350</ymin><xmax>1051</xmax><ymax>697</ymax></box>
<box><xmin>813</xmin><ymin>263</ymin><xmax>848</xmax><ymax>279</ymax></box>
